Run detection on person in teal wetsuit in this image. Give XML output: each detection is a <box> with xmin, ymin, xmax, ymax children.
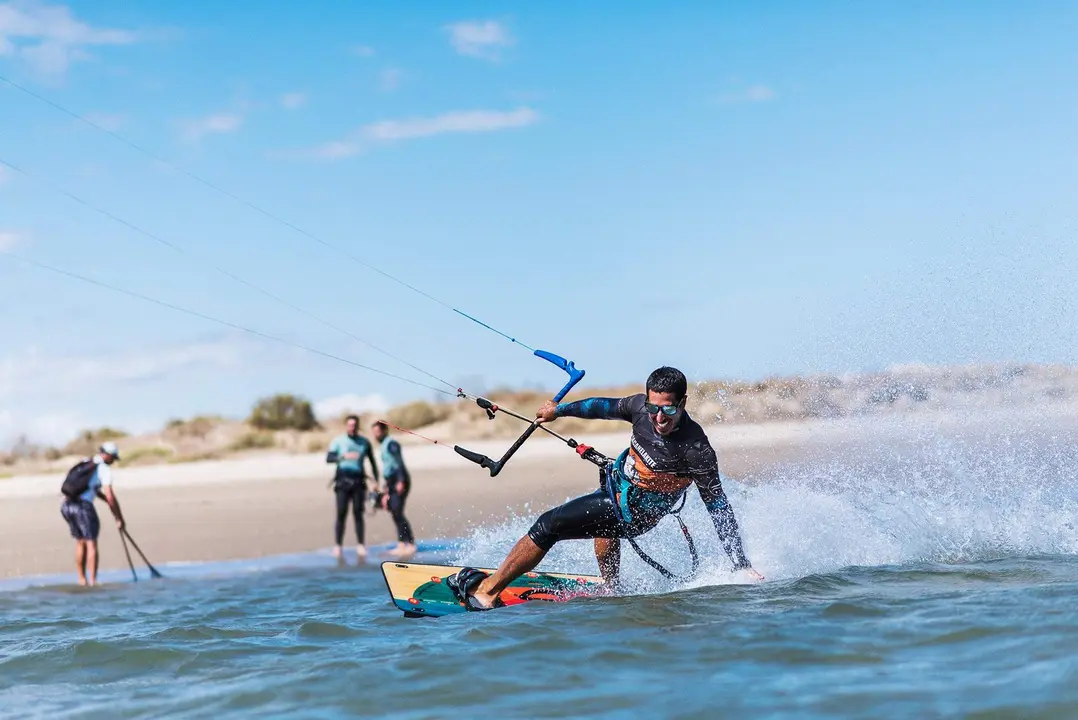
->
<box><xmin>371</xmin><ymin>420</ymin><xmax>416</xmax><ymax>558</ymax></box>
<box><xmin>325</xmin><ymin>414</ymin><xmax>379</xmax><ymax>560</ymax></box>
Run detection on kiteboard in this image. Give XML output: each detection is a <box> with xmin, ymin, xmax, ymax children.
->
<box><xmin>380</xmin><ymin>561</ymin><xmax>605</xmax><ymax>618</ymax></box>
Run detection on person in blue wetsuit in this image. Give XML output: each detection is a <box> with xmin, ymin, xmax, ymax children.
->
<box><xmin>326</xmin><ymin>414</ymin><xmax>379</xmax><ymax>560</ymax></box>
<box><xmin>446</xmin><ymin>366</ymin><xmax>763</xmax><ymax>610</ymax></box>
<box><xmin>371</xmin><ymin>420</ymin><xmax>416</xmax><ymax>558</ymax></box>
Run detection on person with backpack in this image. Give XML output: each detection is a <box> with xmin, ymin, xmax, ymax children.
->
<box><xmin>60</xmin><ymin>440</ymin><xmax>126</xmax><ymax>587</ymax></box>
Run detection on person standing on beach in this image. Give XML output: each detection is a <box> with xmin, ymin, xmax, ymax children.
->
<box><xmin>325</xmin><ymin>415</ymin><xmax>378</xmax><ymax>560</ymax></box>
<box><xmin>60</xmin><ymin>441</ymin><xmax>126</xmax><ymax>587</ymax></box>
<box><xmin>371</xmin><ymin>420</ymin><xmax>416</xmax><ymax>558</ymax></box>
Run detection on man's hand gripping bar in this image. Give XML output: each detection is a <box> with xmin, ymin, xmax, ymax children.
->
<box><xmin>453</xmin><ymin>350</ymin><xmax>585</xmax><ymax>477</ymax></box>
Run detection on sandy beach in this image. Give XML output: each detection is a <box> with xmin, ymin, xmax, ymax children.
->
<box><xmin>0</xmin><ymin>418</ymin><xmax>835</xmax><ymax>581</ymax></box>
<box><xmin>3</xmin><ymin>404</ymin><xmax>1074</xmax><ymax>582</ymax></box>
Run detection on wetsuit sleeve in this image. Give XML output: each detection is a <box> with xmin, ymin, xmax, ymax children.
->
<box><xmin>365</xmin><ymin>441</ymin><xmax>379</xmax><ymax>480</ymax></box>
<box><xmin>554</xmin><ymin>395</ymin><xmax>635</xmax><ymax>421</ymax></box>
<box><xmin>700</xmin><ymin>482</ymin><xmax>751</xmax><ymax>570</ymax></box>
<box><xmin>325</xmin><ymin>438</ymin><xmax>340</xmax><ymax>464</ymax></box>
<box><xmin>692</xmin><ymin>444</ymin><xmax>751</xmax><ymax>570</ymax></box>
<box><xmin>384</xmin><ymin>439</ymin><xmax>404</xmax><ymax>479</ymax></box>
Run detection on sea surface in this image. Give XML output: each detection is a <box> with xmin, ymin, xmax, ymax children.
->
<box><xmin>4</xmin><ymin>415</ymin><xmax>1078</xmax><ymax>719</ymax></box>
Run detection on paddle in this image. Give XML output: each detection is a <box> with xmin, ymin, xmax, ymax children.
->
<box><xmin>118</xmin><ymin>527</ymin><xmax>139</xmax><ymax>582</ymax></box>
<box><xmin>122</xmin><ymin>528</ymin><xmax>164</xmax><ymax>579</ymax></box>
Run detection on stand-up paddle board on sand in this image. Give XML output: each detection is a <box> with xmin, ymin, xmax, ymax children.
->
<box><xmin>381</xmin><ymin>561</ymin><xmax>605</xmax><ymax>618</ymax></box>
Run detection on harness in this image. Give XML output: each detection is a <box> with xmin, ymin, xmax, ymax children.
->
<box><xmin>601</xmin><ymin>449</ymin><xmax>700</xmax><ymax>583</ymax></box>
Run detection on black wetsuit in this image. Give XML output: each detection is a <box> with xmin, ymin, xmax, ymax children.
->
<box><xmin>326</xmin><ymin>434</ymin><xmax>378</xmax><ymax>546</ymax></box>
<box><xmin>334</xmin><ymin>477</ymin><xmax>366</xmax><ymax>546</ymax></box>
<box><xmin>380</xmin><ymin>438</ymin><xmax>415</xmax><ymax>545</ymax></box>
<box><xmin>526</xmin><ymin>393</ymin><xmax>751</xmax><ymax>570</ymax></box>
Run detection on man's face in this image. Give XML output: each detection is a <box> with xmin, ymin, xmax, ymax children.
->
<box><xmin>645</xmin><ymin>390</ymin><xmax>684</xmax><ymax>436</ymax></box>
<box><xmin>345</xmin><ymin>418</ymin><xmax>358</xmax><ymax>435</ymax></box>
<box><xmin>371</xmin><ymin>424</ymin><xmax>386</xmax><ymax>442</ymax></box>
<box><xmin>102</xmin><ymin>453</ymin><xmax>117</xmax><ymax>465</ymax></box>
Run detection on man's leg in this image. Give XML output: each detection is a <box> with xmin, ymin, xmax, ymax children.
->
<box><xmin>594</xmin><ymin>537</ymin><xmax>621</xmax><ymax>584</ymax></box>
<box><xmin>86</xmin><ymin>503</ymin><xmax>101</xmax><ymax>586</ymax></box>
<box><xmin>333</xmin><ymin>486</ymin><xmax>349</xmax><ymax>558</ymax></box>
<box><xmin>86</xmin><ymin>540</ymin><xmax>98</xmax><ymax>587</ymax></box>
<box><xmin>75</xmin><ymin>540</ymin><xmax>87</xmax><ymax>586</ymax></box>
<box><xmin>471</xmin><ymin>535</ymin><xmax>549</xmax><ymax>606</ymax></box>
<box><xmin>389</xmin><ymin>480</ymin><xmax>415</xmax><ymax>553</ymax></box>
<box><xmin>468</xmin><ymin>489</ymin><xmax>623</xmax><ymax>609</ymax></box>
<box><xmin>351</xmin><ymin>484</ymin><xmax>366</xmax><ymax>558</ymax></box>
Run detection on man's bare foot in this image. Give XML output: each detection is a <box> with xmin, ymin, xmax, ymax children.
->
<box><xmin>355</xmin><ymin>544</ymin><xmax>367</xmax><ymax>560</ymax></box>
<box><xmin>388</xmin><ymin>543</ymin><xmax>417</xmax><ymax>559</ymax></box>
<box><xmin>468</xmin><ymin>590</ymin><xmax>497</xmax><ymax>609</ymax></box>
<box><xmin>77</xmin><ymin>577</ymin><xmax>87</xmax><ymax>587</ymax></box>
<box><xmin>333</xmin><ymin>545</ymin><xmax>342</xmax><ymax>559</ymax></box>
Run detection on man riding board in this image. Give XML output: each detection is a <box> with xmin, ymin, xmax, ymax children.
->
<box><xmin>448</xmin><ymin>366</ymin><xmax>763</xmax><ymax>610</ymax></box>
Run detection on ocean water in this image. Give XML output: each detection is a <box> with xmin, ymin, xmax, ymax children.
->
<box><xmin>4</xmin><ymin>416</ymin><xmax>1078</xmax><ymax>719</ymax></box>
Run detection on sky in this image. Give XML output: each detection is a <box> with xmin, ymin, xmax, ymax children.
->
<box><xmin>1</xmin><ymin>0</ymin><xmax>1078</xmax><ymax>446</ymax></box>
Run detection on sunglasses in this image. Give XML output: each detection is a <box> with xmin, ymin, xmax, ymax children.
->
<box><xmin>644</xmin><ymin>401</ymin><xmax>682</xmax><ymax>416</ymax></box>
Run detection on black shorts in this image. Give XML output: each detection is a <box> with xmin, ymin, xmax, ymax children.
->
<box><xmin>61</xmin><ymin>499</ymin><xmax>100</xmax><ymax>541</ymax></box>
<box><xmin>527</xmin><ymin>462</ymin><xmax>685</xmax><ymax>551</ymax></box>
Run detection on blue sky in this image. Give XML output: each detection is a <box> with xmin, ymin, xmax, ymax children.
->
<box><xmin>2</xmin><ymin>0</ymin><xmax>1077</xmax><ymax>445</ymax></box>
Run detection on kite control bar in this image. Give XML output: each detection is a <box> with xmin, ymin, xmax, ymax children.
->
<box><xmin>454</xmin><ymin>349</ymin><xmax>585</xmax><ymax>477</ymax></box>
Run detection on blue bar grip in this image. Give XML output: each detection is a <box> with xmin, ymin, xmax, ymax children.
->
<box><xmin>534</xmin><ymin>349</ymin><xmax>585</xmax><ymax>402</ymax></box>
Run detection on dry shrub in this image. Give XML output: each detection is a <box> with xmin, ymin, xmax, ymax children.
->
<box><xmin>123</xmin><ymin>446</ymin><xmax>174</xmax><ymax>465</ymax></box>
<box><xmin>386</xmin><ymin>401</ymin><xmax>452</xmax><ymax>430</ymax></box>
<box><xmin>62</xmin><ymin>427</ymin><xmax>129</xmax><ymax>457</ymax></box>
<box><xmin>248</xmin><ymin>394</ymin><xmax>320</xmax><ymax>432</ymax></box>
<box><xmin>229</xmin><ymin>432</ymin><xmax>277</xmax><ymax>452</ymax></box>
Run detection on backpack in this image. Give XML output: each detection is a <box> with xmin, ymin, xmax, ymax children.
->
<box><xmin>61</xmin><ymin>459</ymin><xmax>98</xmax><ymax>500</ymax></box>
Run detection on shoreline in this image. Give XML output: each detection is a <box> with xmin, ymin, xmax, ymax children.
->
<box><xmin>5</xmin><ymin>403</ymin><xmax>1055</xmax><ymax>497</ymax></box>
<box><xmin>3</xmin><ymin>403</ymin><xmax>1075</xmax><ymax>582</ymax></box>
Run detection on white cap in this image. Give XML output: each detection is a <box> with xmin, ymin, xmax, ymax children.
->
<box><xmin>99</xmin><ymin>440</ymin><xmax>121</xmax><ymax>459</ymax></box>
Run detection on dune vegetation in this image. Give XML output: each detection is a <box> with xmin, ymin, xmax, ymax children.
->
<box><xmin>2</xmin><ymin>362</ymin><xmax>1075</xmax><ymax>477</ymax></box>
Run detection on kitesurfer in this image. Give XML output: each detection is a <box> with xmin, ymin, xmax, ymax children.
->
<box><xmin>447</xmin><ymin>366</ymin><xmax>762</xmax><ymax>610</ymax></box>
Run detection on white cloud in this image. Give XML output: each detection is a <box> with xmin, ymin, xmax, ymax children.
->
<box><xmin>715</xmin><ymin>84</ymin><xmax>776</xmax><ymax>105</ymax></box>
<box><xmin>280</xmin><ymin>91</ymin><xmax>306</xmax><ymax>110</ymax></box>
<box><xmin>178</xmin><ymin>111</ymin><xmax>244</xmax><ymax>142</ymax></box>
<box><xmin>351</xmin><ymin>44</ymin><xmax>375</xmax><ymax>58</ymax></box>
<box><xmin>82</xmin><ymin>111</ymin><xmax>125</xmax><ymax>131</ymax></box>
<box><xmin>0</xmin><ymin>407</ymin><xmax>91</xmax><ymax>448</ymax></box>
<box><xmin>301</xmin><ymin>106</ymin><xmax>540</xmax><ymax>160</ymax></box>
<box><xmin>0</xmin><ymin>340</ymin><xmax>245</xmax><ymax>403</ymax></box>
<box><xmin>364</xmin><ymin>107</ymin><xmax>538</xmax><ymax>141</ymax></box>
<box><xmin>0</xmin><ymin>339</ymin><xmax>251</xmax><ymax>448</ymax></box>
<box><xmin>304</xmin><ymin>139</ymin><xmax>364</xmax><ymax>161</ymax></box>
<box><xmin>0</xmin><ymin>230</ymin><xmax>25</xmax><ymax>251</ymax></box>
<box><xmin>379</xmin><ymin>67</ymin><xmax>403</xmax><ymax>92</ymax></box>
<box><xmin>314</xmin><ymin>393</ymin><xmax>390</xmax><ymax>423</ymax></box>
<box><xmin>0</xmin><ymin>0</ymin><xmax>140</xmax><ymax>78</ymax></box>
<box><xmin>444</xmin><ymin>19</ymin><xmax>514</xmax><ymax>61</ymax></box>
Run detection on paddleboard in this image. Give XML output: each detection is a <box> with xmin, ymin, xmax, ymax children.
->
<box><xmin>380</xmin><ymin>561</ymin><xmax>605</xmax><ymax>618</ymax></box>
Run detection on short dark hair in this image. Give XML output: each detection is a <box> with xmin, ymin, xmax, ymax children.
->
<box><xmin>345</xmin><ymin>414</ymin><xmax>360</xmax><ymax>424</ymax></box>
<box><xmin>646</xmin><ymin>366</ymin><xmax>687</xmax><ymax>401</ymax></box>
<box><xmin>372</xmin><ymin>420</ymin><xmax>388</xmax><ymax>431</ymax></box>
